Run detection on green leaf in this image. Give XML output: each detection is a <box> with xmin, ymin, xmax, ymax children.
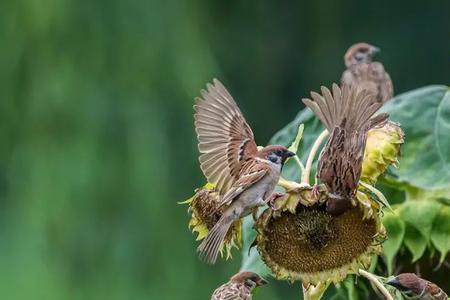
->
<box><xmin>382</xmin><ymin>210</ymin><xmax>405</xmax><ymax>274</ymax></box>
<box><xmin>342</xmin><ymin>277</ymin><xmax>359</xmax><ymax>300</ymax></box>
<box><xmin>270</xmin><ymin>109</ymin><xmax>324</xmax><ymax>182</ymax></box>
<box><xmin>403</xmin><ymin>224</ymin><xmax>427</xmax><ymax>262</ymax></box>
<box><xmin>398</xmin><ymin>200</ymin><xmax>441</xmax><ymax>262</ymax></box>
<box><xmin>288</xmin><ymin>123</ymin><xmax>304</xmax><ymax>154</ymax></box>
<box><xmin>239</xmin><ymin>215</ymin><xmax>271</xmax><ymax>276</ymax></box>
<box><xmin>399</xmin><ymin>200</ymin><xmax>441</xmax><ymax>238</ymax></box>
<box><xmin>430</xmin><ymin>205</ymin><xmax>450</xmax><ymax>263</ymax></box>
<box><xmin>381</xmin><ymin>86</ymin><xmax>450</xmax><ymax>190</ymax></box>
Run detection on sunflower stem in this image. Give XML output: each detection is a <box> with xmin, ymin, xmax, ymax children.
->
<box><xmin>302</xmin><ymin>282</ymin><xmax>329</xmax><ymax>300</ymax></box>
<box><xmin>302</xmin><ymin>130</ymin><xmax>329</xmax><ymax>184</ymax></box>
<box><xmin>359</xmin><ymin>269</ymin><xmax>393</xmax><ymax>300</ymax></box>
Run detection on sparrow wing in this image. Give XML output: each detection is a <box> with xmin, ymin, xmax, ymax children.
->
<box><xmin>195</xmin><ymin>79</ymin><xmax>258</xmax><ymax>195</ymax></box>
<box><xmin>217</xmin><ymin>159</ymin><xmax>270</xmax><ymax>208</ymax></box>
<box><xmin>303</xmin><ymin>84</ymin><xmax>388</xmax><ymax>196</ymax></box>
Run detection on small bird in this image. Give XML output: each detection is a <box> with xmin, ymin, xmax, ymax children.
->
<box><xmin>341</xmin><ymin>42</ymin><xmax>393</xmax><ymax>103</ymax></box>
<box><xmin>303</xmin><ymin>84</ymin><xmax>389</xmax><ymax>215</ymax></box>
<box><xmin>387</xmin><ymin>273</ymin><xmax>448</xmax><ymax>300</ymax></box>
<box><xmin>211</xmin><ymin>271</ymin><xmax>268</xmax><ymax>300</ymax></box>
<box><xmin>195</xmin><ymin>79</ymin><xmax>295</xmax><ymax>264</ymax></box>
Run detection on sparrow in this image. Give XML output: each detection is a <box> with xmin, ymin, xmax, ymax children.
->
<box><xmin>302</xmin><ymin>84</ymin><xmax>389</xmax><ymax>215</ymax></box>
<box><xmin>211</xmin><ymin>271</ymin><xmax>268</xmax><ymax>300</ymax></box>
<box><xmin>194</xmin><ymin>79</ymin><xmax>295</xmax><ymax>264</ymax></box>
<box><xmin>341</xmin><ymin>42</ymin><xmax>393</xmax><ymax>103</ymax></box>
<box><xmin>387</xmin><ymin>273</ymin><xmax>448</xmax><ymax>300</ymax></box>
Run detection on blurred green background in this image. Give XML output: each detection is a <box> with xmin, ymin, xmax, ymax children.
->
<box><xmin>0</xmin><ymin>0</ymin><xmax>449</xmax><ymax>299</ymax></box>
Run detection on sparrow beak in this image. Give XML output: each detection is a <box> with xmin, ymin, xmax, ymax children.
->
<box><xmin>284</xmin><ymin>150</ymin><xmax>296</xmax><ymax>159</ymax></box>
<box><xmin>386</xmin><ymin>277</ymin><xmax>401</xmax><ymax>289</ymax></box>
<box><xmin>370</xmin><ymin>46</ymin><xmax>380</xmax><ymax>54</ymax></box>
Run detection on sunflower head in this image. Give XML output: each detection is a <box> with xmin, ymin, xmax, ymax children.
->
<box><xmin>182</xmin><ymin>183</ymin><xmax>242</xmax><ymax>259</ymax></box>
<box><xmin>255</xmin><ymin>188</ymin><xmax>385</xmax><ymax>285</ymax></box>
<box><xmin>362</xmin><ymin>121</ymin><xmax>404</xmax><ymax>184</ymax></box>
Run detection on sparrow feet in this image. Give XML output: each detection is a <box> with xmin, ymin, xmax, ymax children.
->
<box><xmin>267</xmin><ymin>192</ymin><xmax>285</xmax><ymax>211</ymax></box>
<box><xmin>311</xmin><ymin>184</ymin><xmax>321</xmax><ymax>199</ymax></box>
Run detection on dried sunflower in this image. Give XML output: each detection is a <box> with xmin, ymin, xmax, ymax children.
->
<box><xmin>361</xmin><ymin>121</ymin><xmax>404</xmax><ymax>184</ymax></box>
<box><xmin>255</xmin><ymin>190</ymin><xmax>385</xmax><ymax>285</ymax></box>
<box><xmin>182</xmin><ymin>183</ymin><xmax>242</xmax><ymax>259</ymax></box>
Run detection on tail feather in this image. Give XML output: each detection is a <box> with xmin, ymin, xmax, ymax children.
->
<box><xmin>197</xmin><ymin>215</ymin><xmax>234</xmax><ymax>264</ymax></box>
<box><xmin>303</xmin><ymin>83</ymin><xmax>389</xmax><ymax>133</ymax></box>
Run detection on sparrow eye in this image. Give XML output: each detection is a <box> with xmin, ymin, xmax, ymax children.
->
<box><xmin>275</xmin><ymin>150</ymin><xmax>283</xmax><ymax>156</ymax></box>
<box><xmin>268</xmin><ymin>154</ymin><xmax>279</xmax><ymax>163</ymax></box>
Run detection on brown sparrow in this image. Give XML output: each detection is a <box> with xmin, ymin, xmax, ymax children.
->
<box><xmin>194</xmin><ymin>79</ymin><xmax>294</xmax><ymax>264</ymax></box>
<box><xmin>211</xmin><ymin>271</ymin><xmax>268</xmax><ymax>300</ymax></box>
<box><xmin>341</xmin><ymin>42</ymin><xmax>393</xmax><ymax>103</ymax></box>
<box><xmin>303</xmin><ymin>84</ymin><xmax>389</xmax><ymax>215</ymax></box>
<box><xmin>387</xmin><ymin>273</ymin><xmax>448</xmax><ymax>300</ymax></box>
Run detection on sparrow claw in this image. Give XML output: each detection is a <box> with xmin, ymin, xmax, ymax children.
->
<box><xmin>267</xmin><ymin>192</ymin><xmax>285</xmax><ymax>211</ymax></box>
<box><xmin>311</xmin><ymin>184</ymin><xmax>321</xmax><ymax>199</ymax></box>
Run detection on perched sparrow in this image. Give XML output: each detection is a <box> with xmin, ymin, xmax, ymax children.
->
<box><xmin>194</xmin><ymin>79</ymin><xmax>295</xmax><ymax>264</ymax></box>
<box><xmin>303</xmin><ymin>84</ymin><xmax>389</xmax><ymax>215</ymax></box>
<box><xmin>341</xmin><ymin>42</ymin><xmax>393</xmax><ymax>103</ymax></box>
<box><xmin>211</xmin><ymin>271</ymin><xmax>268</xmax><ymax>300</ymax></box>
<box><xmin>387</xmin><ymin>273</ymin><xmax>448</xmax><ymax>300</ymax></box>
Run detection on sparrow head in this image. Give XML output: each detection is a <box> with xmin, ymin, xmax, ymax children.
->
<box><xmin>386</xmin><ymin>273</ymin><xmax>425</xmax><ymax>295</ymax></box>
<box><xmin>230</xmin><ymin>271</ymin><xmax>268</xmax><ymax>288</ymax></box>
<box><xmin>257</xmin><ymin>145</ymin><xmax>295</xmax><ymax>165</ymax></box>
<box><xmin>344</xmin><ymin>42</ymin><xmax>380</xmax><ymax>67</ymax></box>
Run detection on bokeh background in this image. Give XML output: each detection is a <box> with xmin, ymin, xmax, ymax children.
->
<box><xmin>0</xmin><ymin>0</ymin><xmax>449</xmax><ymax>299</ymax></box>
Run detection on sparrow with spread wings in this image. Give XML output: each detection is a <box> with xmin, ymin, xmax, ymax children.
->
<box><xmin>303</xmin><ymin>84</ymin><xmax>389</xmax><ymax>215</ymax></box>
<box><xmin>211</xmin><ymin>271</ymin><xmax>267</xmax><ymax>300</ymax></box>
<box><xmin>341</xmin><ymin>42</ymin><xmax>393</xmax><ymax>103</ymax></box>
<box><xmin>194</xmin><ymin>79</ymin><xmax>294</xmax><ymax>264</ymax></box>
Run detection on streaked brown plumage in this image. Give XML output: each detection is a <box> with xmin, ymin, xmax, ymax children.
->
<box><xmin>303</xmin><ymin>84</ymin><xmax>389</xmax><ymax>215</ymax></box>
<box><xmin>211</xmin><ymin>271</ymin><xmax>267</xmax><ymax>300</ymax></box>
<box><xmin>195</xmin><ymin>79</ymin><xmax>294</xmax><ymax>264</ymax></box>
<box><xmin>387</xmin><ymin>273</ymin><xmax>448</xmax><ymax>300</ymax></box>
<box><xmin>341</xmin><ymin>42</ymin><xmax>393</xmax><ymax>103</ymax></box>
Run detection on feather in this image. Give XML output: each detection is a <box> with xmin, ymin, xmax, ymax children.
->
<box><xmin>194</xmin><ymin>79</ymin><xmax>258</xmax><ymax>195</ymax></box>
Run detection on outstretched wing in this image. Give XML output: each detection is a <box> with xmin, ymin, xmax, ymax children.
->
<box><xmin>303</xmin><ymin>84</ymin><xmax>388</xmax><ymax>196</ymax></box>
<box><xmin>195</xmin><ymin>79</ymin><xmax>258</xmax><ymax>195</ymax></box>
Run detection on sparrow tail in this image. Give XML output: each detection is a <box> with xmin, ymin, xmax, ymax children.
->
<box><xmin>197</xmin><ymin>214</ymin><xmax>234</xmax><ymax>264</ymax></box>
<box><xmin>302</xmin><ymin>83</ymin><xmax>389</xmax><ymax>133</ymax></box>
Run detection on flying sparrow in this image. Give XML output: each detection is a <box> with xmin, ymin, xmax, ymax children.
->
<box><xmin>341</xmin><ymin>42</ymin><xmax>393</xmax><ymax>103</ymax></box>
<box><xmin>303</xmin><ymin>84</ymin><xmax>389</xmax><ymax>215</ymax></box>
<box><xmin>194</xmin><ymin>79</ymin><xmax>295</xmax><ymax>264</ymax></box>
<box><xmin>211</xmin><ymin>271</ymin><xmax>268</xmax><ymax>300</ymax></box>
<box><xmin>387</xmin><ymin>273</ymin><xmax>448</xmax><ymax>300</ymax></box>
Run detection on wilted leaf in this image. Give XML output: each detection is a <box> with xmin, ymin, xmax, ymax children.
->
<box><xmin>381</xmin><ymin>86</ymin><xmax>450</xmax><ymax>190</ymax></box>
<box><xmin>430</xmin><ymin>205</ymin><xmax>450</xmax><ymax>264</ymax></box>
<box><xmin>382</xmin><ymin>210</ymin><xmax>405</xmax><ymax>274</ymax></box>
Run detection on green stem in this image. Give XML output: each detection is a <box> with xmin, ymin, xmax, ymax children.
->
<box><xmin>359</xmin><ymin>269</ymin><xmax>393</xmax><ymax>300</ymax></box>
<box><xmin>302</xmin><ymin>130</ymin><xmax>329</xmax><ymax>184</ymax></box>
